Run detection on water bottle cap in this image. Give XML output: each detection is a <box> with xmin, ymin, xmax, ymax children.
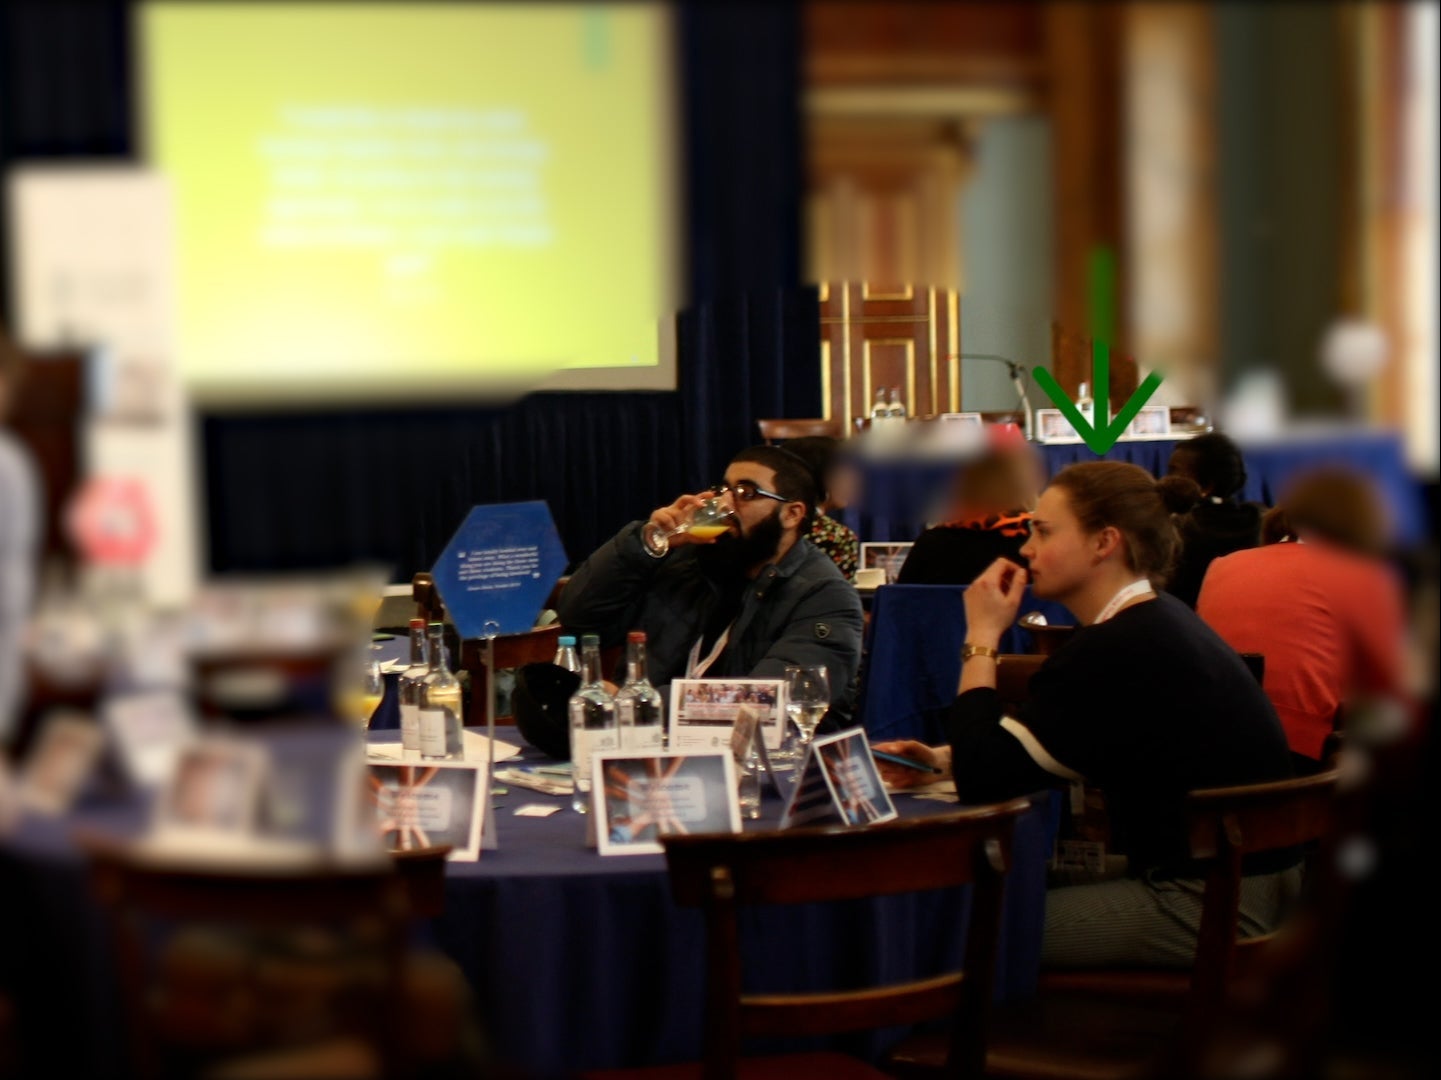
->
<box><xmin>558</xmin><ymin>635</ymin><xmax>576</xmax><ymax>646</ymax></box>
<box><xmin>409</xmin><ymin>618</ymin><xmax>426</xmax><ymax>628</ymax></box>
<box><xmin>581</xmin><ymin>633</ymin><xmax>601</xmax><ymax>646</ymax></box>
<box><xmin>627</xmin><ymin>631</ymin><xmax>646</xmax><ymax>643</ymax></box>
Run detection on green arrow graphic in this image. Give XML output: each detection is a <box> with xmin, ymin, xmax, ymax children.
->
<box><xmin>1033</xmin><ymin>345</ymin><xmax>1164</xmax><ymax>455</ymax></box>
<box><xmin>1033</xmin><ymin>245</ymin><xmax>1163</xmax><ymax>454</ymax></box>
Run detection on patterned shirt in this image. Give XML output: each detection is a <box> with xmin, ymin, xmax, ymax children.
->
<box><xmin>808</xmin><ymin>513</ymin><xmax>860</xmax><ymax>581</ymax></box>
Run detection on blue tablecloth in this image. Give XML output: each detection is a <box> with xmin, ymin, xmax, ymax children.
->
<box><xmin>842</xmin><ymin>427</ymin><xmax>1427</xmax><ymax>549</ymax></box>
<box><xmin>856</xmin><ymin>585</ymin><xmax>1073</xmax><ymax>745</ymax></box>
<box><xmin>0</xmin><ymin>743</ymin><xmax>1055</xmax><ymax>1078</ymax></box>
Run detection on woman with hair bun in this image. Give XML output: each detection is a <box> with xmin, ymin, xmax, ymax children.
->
<box><xmin>1163</xmin><ymin>433</ymin><xmax>1264</xmax><ymax>607</ymax></box>
<box><xmin>876</xmin><ymin>461</ymin><xmax>1295</xmax><ymax>969</ymax></box>
<box><xmin>1197</xmin><ymin>467</ymin><xmax>1407</xmax><ymax>766</ymax></box>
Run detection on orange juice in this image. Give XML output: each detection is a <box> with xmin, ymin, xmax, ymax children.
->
<box><xmin>688</xmin><ymin>525</ymin><xmax>729</xmax><ymax>539</ymax></box>
<box><xmin>338</xmin><ymin>690</ymin><xmax>385</xmax><ymax>727</ymax></box>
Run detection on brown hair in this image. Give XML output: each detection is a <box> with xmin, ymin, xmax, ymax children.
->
<box><xmin>1049</xmin><ymin>462</ymin><xmax>1193</xmax><ymax>585</ymax></box>
<box><xmin>1261</xmin><ymin>468</ymin><xmax>1389</xmax><ymax>556</ymax></box>
<box><xmin>954</xmin><ymin>450</ymin><xmax>1039</xmax><ymax>514</ymax></box>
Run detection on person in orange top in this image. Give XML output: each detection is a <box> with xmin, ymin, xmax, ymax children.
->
<box><xmin>1196</xmin><ymin>468</ymin><xmax>1407</xmax><ymax>765</ymax></box>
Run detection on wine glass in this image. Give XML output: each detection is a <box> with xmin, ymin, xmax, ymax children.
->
<box><xmin>784</xmin><ymin>664</ymin><xmax>831</xmax><ymax>767</ymax></box>
<box><xmin>336</xmin><ymin>648</ymin><xmax>386</xmax><ymax>732</ymax></box>
<box><xmin>641</xmin><ymin>495</ymin><xmax>739</xmax><ymax>557</ymax></box>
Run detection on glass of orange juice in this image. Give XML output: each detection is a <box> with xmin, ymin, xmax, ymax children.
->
<box><xmin>336</xmin><ymin>650</ymin><xmax>386</xmax><ymax>732</ymax></box>
<box><xmin>641</xmin><ymin>496</ymin><xmax>739</xmax><ymax>557</ymax></box>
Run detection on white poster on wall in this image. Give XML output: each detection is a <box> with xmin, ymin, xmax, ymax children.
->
<box><xmin>7</xmin><ymin>165</ymin><xmax>198</xmax><ymax>606</ymax></box>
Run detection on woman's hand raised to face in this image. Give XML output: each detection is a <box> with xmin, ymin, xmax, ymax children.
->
<box><xmin>964</xmin><ymin>558</ymin><xmax>1029</xmax><ymax>647</ymax></box>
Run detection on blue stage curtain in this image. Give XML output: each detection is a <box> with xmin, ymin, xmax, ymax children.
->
<box><xmin>1</xmin><ymin>2</ymin><xmax>822</xmax><ymax>578</ymax></box>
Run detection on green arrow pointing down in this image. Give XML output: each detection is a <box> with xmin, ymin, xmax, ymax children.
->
<box><xmin>1034</xmin><ymin>247</ymin><xmax>1164</xmax><ymax>454</ymax></box>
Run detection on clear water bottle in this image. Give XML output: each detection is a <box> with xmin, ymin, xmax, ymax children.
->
<box><xmin>737</xmin><ymin>744</ymin><xmax>761</xmax><ymax>820</ymax></box>
<box><xmin>419</xmin><ymin>622</ymin><xmax>463</xmax><ymax>761</ymax></box>
<box><xmin>553</xmin><ymin>634</ymin><xmax>581</xmax><ymax>674</ymax></box>
<box><xmin>1076</xmin><ymin>381</ymin><xmax>1095</xmax><ymax>426</ymax></box>
<box><xmin>568</xmin><ymin>634</ymin><xmax>617</xmax><ymax>813</ymax></box>
<box><xmin>886</xmin><ymin>387</ymin><xmax>906</xmax><ymax>418</ymax></box>
<box><xmin>397</xmin><ymin>618</ymin><xmax>429</xmax><ymax>753</ymax></box>
<box><xmin>615</xmin><ymin>631</ymin><xmax>665</xmax><ymax>751</ymax></box>
<box><xmin>870</xmin><ymin>387</ymin><xmax>889</xmax><ymax>420</ymax></box>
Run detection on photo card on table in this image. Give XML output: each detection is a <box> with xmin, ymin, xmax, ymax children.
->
<box><xmin>102</xmin><ymin>689</ymin><xmax>197</xmax><ymax>790</ymax></box>
<box><xmin>1035</xmin><ymin>408</ymin><xmax>1081</xmax><ymax>443</ymax></box>
<box><xmin>859</xmin><ymin>542</ymin><xmax>914</xmax><ymax>585</ymax></box>
<box><xmin>366</xmin><ymin>761</ymin><xmax>489</xmax><ymax>861</ymax></box>
<box><xmin>18</xmin><ymin>709</ymin><xmax>107</xmax><ymax>815</ymax></box>
<box><xmin>780</xmin><ymin>727</ymin><xmax>897</xmax><ymax>829</ymax></box>
<box><xmin>153</xmin><ymin>735</ymin><xmax>268</xmax><ymax>842</ymax></box>
<box><xmin>1126</xmin><ymin>404</ymin><xmax>1171</xmax><ymax>438</ymax></box>
<box><xmin>668</xmin><ymin>679</ymin><xmax>785</xmax><ymax>754</ymax></box>
<box><xmin>592</xmin><ymin>751</ymin><xmax>739</xmax><ymax>856</ymax></box>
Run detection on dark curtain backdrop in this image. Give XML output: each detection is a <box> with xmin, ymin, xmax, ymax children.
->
<box><xmin>1</xmin><ymin>2</ymin><xmax>819</xmax><ymax>577</ymax></box>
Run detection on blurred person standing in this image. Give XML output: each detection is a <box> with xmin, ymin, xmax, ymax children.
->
<box><xmin>781</xmin><ymin>436</ymin><xmax>860</xmax><ymax>581</ymax></box>
<box><xmin>896</xmin><ymin>448</ymin><xmax>1038</xmax><ymax>585</ymax></box>
<box><xmin>1197</xmin><ymin>468</ymin><xmax>1408</xmax><ymax>767</ymax></box>
<box><xmin>1163</xmin><ymin>432</ymin><xmax>1264</xmax><ymax>608</ymax></box>
<box><xmin>0</xmin><ymin>328</ymin><xmax>41</xmax><ymax>743</ymax></box>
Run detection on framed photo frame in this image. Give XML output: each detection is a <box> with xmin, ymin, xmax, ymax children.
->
<box><xmin>1035</xmin><ymin>408</ymin><xmax>1081</xmax><ymax>443</ymax></box>
<box><xmin>1126</xmin><ymin>404</ymin><xmax>1172</xmax><ymax>438</ymax></box>
<box><xmin>366</xmin><ymin>761</ymin><xmax>489</xmax><ymax>861</ymax></box>
<box><xmin>592</xmin><ymin>751</ymin><xmax>740</xmax><ymax>856</ymax></box>
<box><xmin>19</xmin><ymin>710</ymin><xmax>106</xmax><ymax>815</ymax></box>
<box><xmin>937</xmin><ymin>412</ymin><xmax>984</xmax><ymax>427</ymax></box>
<box><xmin>859</xmin><ymin>542</ymin><xmax>914</xmax><ymax>585</ymax></box>
<box><xmin>668</xmin><ymin>679</ymin><xmax>786</xmax><ymax>753</ymax></box>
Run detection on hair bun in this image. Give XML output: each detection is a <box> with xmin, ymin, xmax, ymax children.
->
<box><xmin>1156</xmin><ymin>473</ymin><xmax>1203</xmax><ymax>515</ymax></box>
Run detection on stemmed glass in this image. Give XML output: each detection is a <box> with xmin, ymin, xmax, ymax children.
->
<box><xmin>784</xmin><ymin>664</ymin><xmax>832</xmax><ymax>769</ymax></box>
<box><xmin>337</xmin><ymin>647</ymin><xmax>386</xmax><ymax>733</ymax></box>
<box><xmin>641</xmin><ymin>495</ymin><xmax>739</xmax><ymax>557</ymax></box>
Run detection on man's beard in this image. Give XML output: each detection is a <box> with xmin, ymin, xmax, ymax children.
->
<box><xmin>697</xmin><ymin>508</ymin><xmax>785</xmax><ymax>574</ymax></box>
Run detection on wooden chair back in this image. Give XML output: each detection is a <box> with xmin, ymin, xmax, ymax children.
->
<box><xmin>84</xmin><ymin>837</ymin><xmax>413</xmax><ymax>1079</ymax></box>
<box><xmin>1184</xmin><ymin>768</ymin><xmax>1339</xmax><ymax>1019</ymax></box>
<box><xmin>662</xmin><ymin>799</ymin><xmax>1032</xmax><ymax>1079</ymax></box>
<box><xmin>995</xmin><ymin>654</ymin><xmax>1044</xmax><ymax>714</ymax></box>
<box><xmin>756</xmin><ymin>417</ymin><xmax>845</xmax><ymax>444</ymax></box>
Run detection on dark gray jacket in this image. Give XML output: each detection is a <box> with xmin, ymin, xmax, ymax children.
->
<box><xmin>557</xmin><ymin>521</ymin><xmax>865</xmax><ymax>723</ymax></box>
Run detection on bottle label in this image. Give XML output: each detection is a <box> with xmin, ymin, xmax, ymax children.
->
<box><xmin>419</xmin><ymin>706</ymin><xmax>451</xmax><ymax>757</ymax></box>
<box><xmin>573</xmin><ymin>725</ymin><xmax>619</xmax><ymax>788</ymax></box>
<box><xmin>400</xmin><ymin>702</ymin><xmax>420</xmax><ymax>751</ymax></box>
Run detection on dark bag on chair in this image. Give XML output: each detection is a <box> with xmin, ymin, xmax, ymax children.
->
<box><xmin>511</xmin><ymin>663</ymin><xmax>581</xmax><ymax>760</ymax></box>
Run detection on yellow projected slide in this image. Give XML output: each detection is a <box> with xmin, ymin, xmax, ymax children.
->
<box><xmin>142</xmin><ymin>3</ymin><xmax>674</xmax><ymax>403</ymax></box>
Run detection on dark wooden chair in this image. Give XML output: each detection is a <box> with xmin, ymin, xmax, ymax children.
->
<box><xmin>586</xmin><ymin>800</ymin><xmax>1033</xmax><ymax>1080</ymax></box>
<box><xmin>84</xmin><ymin>836</ymin><xmax>415</xmax><ymax>1080</ymax></box>
<box><xmin>1017</xmin><ymin>613</ymin><xmax>1076</xmax><ymax>658</ymax></box>
<box><xmin>890</xmin><ymin>770</ymin><xmax>1341</xmax><ymax>1079</ymax></box>
<box><xmin>756</xmin><ymin>418</ymin><xmax>846</xmax><ymax>444</ymax></box>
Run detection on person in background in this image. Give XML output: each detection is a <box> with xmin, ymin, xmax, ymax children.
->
<box><xmin>780</xmin><ymin>436</ymin><xmax>860</xmax><ymax>582</ymax></box>
<box><xmin>0</xmin><ymin>327</ymin><xmax>41</xmax><ymax>744</ymax></box>
<box><xmin>558</xmin><ymin>445</ymin><xmax>864</xmax><ymax>723</ymax></box>
<box><xmin>876</xmin><ymin>462</ymin><xmax>1295</xmax><ymax>969</ymax></box>
<box><xmin>1197</xmin><ymin>467</ymin><xmax>1408</xmax><ymax>770</ymax></box>
<box><xmin>896</xmin><ymin>448</ymin><xmax>1038</xmax><ymax>585</ymax></box>
<box><xmin>1163</xmin><ymin>432</ymin><xmax>1263</xmax><ymax>608</ymax></box>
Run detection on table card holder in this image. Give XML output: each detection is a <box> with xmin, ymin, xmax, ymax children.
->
<box><xmin>591</xmin><ymin>751</ymin><xmax>740</xmax><ymax>856</ymax></box>
<box><xmin>366</xmin><ymin>761</ymin><xmax>490</xmax><ymax>861</ymax></box>
<box><xmin>667</xmin><ymin>679</ymin><xmax>786</xmax><ymax>754</ymax></box>
<box><xmin>18</xmin><ymin>709</ymin><xmax>107</xmax><ymax>816</ymax></box>
<box><xmin>151</xmin><ymin>735</ymin><xmax>268</xmax><ymax>849</ymax></box>
<box><xmin>779</xmin><ymin>728</ymin><xmax>897</xmax><ymax>829</ymax></box>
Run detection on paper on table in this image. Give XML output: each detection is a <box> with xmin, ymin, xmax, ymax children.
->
<box><xmin>366</xmin><ymin>732</ymin><xmax>522</xmax><ymax>763</ymax></box>
<box><xmin>513</xmin><ymin>803</ymin><xmax>563</xmax><ymax>818</ymax></box>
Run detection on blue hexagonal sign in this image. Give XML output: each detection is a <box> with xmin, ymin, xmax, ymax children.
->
<box><xmin>431</xmin><ymin>501</ymin><xmax>569</xmax><ymax>639</ymax></box>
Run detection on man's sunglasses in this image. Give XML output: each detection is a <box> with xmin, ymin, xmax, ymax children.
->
<box><xmin>713</xmin><ymin>480</ymin><xmax>792</xmax><ymax>504</ymax></box>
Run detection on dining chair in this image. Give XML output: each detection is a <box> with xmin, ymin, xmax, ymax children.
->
<box><xmin>84</xmin><ymin>835</ymin><xmax>417</xmax><ymax>1080</ymax></box>
<box><xmin>585</xmin><ymin>800</ymin><xmax>1033</xmax><ymax>1080</ymax></box>
<box><xmin>888</xmin><ymin>769</ymin><xmax>1341</xmax><ymax>1079</ymax></box>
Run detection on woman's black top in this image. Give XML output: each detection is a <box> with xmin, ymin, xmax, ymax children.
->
<box><xmin>1167</xmin><ymin>499</ymin><xmax>1263</xmax><ymax>608</ymax></box>
<box><xmin>945</xmin><ymin>593</ymin><xmax>1294</xmax><ymax>877</ymax></box>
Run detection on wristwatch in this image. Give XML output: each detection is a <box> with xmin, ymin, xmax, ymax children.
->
<box><xmin>961</xmin><ymin>641</ymin><xmax>1000</xmax><ymax>662</ymax></box>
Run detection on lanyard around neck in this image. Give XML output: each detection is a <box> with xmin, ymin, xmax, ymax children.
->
<box><xmin>1093</xmin><ymin>578</ymin><xmax>1154</xmax><ymax>625</ymax></box>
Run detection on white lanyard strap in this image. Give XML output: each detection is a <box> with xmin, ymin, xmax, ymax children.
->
<box><xmin>1093</xmin><ymin>578</ymin><xmax>1154</xmax><ymax>625</ymax></box>
<box><xmin>686</xmin><ymin>622</ymin><xmax>734</xmax><ymax>679</ymax></box>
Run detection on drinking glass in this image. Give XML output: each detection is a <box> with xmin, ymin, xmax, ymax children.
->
<box><xmin>641</xmin><ymin>496</ymin><xmax>739</xmax><ymax>557</ymax></box>
<box><xmin>337</xmin><ymin>648</ymin><xmax>386</xmax><ymax>732</ymax></box>
<box><xmin>784</xmin><ymin>664</ymin><xmax>831</xmax><ymax>767</ymax></box>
